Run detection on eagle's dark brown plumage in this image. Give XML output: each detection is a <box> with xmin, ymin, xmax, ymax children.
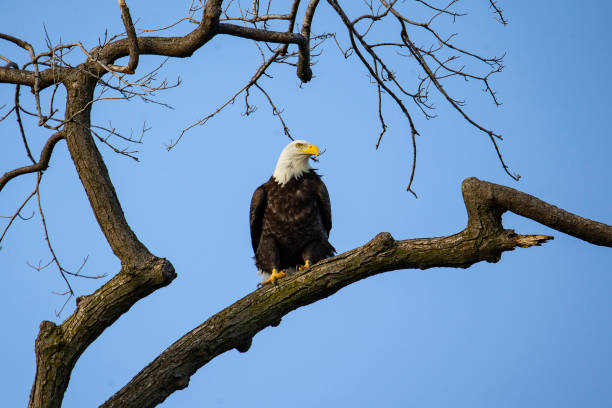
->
<box><xmin>249</xmin><ymin>141</ymin><xmax>335</xmax><ymax>285</ymax></box>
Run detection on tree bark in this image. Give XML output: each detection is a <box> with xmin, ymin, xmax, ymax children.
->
<box><xmin>100</xmin><ymin>178</ymin><xmax>610</xmax><ymax>408</ymax></box>
<box><xmin>21</xmin><ymin>1</ymin><xmax>325</xmax><ymax>405</ymax></box>
<box><xmin>5</xmin><ymin>2</ymin><xmax>607</xmax><ymax>408</ymax></box>
<box><xmin>26</xmin><ymin>71</ymin><xmax>177</xmax><ymax>408</ymax></box>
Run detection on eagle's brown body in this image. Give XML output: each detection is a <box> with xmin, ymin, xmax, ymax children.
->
<box><xmin>250</xmin><ymin>170</ymin><xmax>335</xmax><ymax>274</ymax></box>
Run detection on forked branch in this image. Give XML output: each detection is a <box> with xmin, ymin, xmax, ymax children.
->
<box><xmin>100</xmin><ymin>178</ymin><xmax>611</xmax><ymax>408</ymax></box>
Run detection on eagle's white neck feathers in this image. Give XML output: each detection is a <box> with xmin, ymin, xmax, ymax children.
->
<box><xmin>272</xmin><ymin>140</ymin><xmax>315</xmax><ymax>186</ymax></box>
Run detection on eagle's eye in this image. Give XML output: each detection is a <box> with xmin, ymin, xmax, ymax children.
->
<box><xmin>295</xmin><ymin>142</ymin><xmax>306</xmax><ymax>150</ymax></box>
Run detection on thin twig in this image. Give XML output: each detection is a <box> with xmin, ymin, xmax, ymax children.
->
<box><xmin>0</xmin><ymin>186</ymin><xmax>37</xmax><ymax>244</ymax></box>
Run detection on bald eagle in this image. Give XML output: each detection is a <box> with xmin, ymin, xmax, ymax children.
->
<box><xmin>250</xmin><ymin>140</ymin><xmax>335</xmax><ymax>286</ymax></box>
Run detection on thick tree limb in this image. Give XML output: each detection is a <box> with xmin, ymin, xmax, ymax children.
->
<box><xmin>0</xmin><ymin>65</ymin><xmax>68</xmax><ymax>89</ymax></box>
<box><xmin>61</xmin><ymin>73</ymin><xmax>152</xmax><ymax>264</ymax></box>
<box><xmin>215</xmin><ymin>15</ymin><xmax>316</xmax><ymax>82</ymax></box>
<box><xmin>28</xmin><ymin>258</ymin><xmax>176</xmax><ymax>408</ymax></box>
<box><xmin>26</xmin><ymin>4</ymin><xmax>227</xmax><ymax>407</ymax></box>
<box><xmin>101</xmin><ymin>178</ymin><xmax>609</xmax><ymax>408</ymax></box>
<box><xmin>8</xmin><ymin>3</ymin><xmax>607</xmax><ymax>408</ymax></box>
<box><xmin>0</xmin><ymin>132</ymin><xmax>64</xmax><ymax>192</ymax></box>
<box><xmin>94</xmin><ymin>0</ymin><xmax>222</xmax><ymax>66</ymax></box>
<box><xmin>481</xmin><ymin>181</ymin><xmax>611</xmax><ymax>246</ymax></box>
<box><xmin>0</xmin><ymin>0</ymin><xmax>223</xmax><ymax>89</ymax></box>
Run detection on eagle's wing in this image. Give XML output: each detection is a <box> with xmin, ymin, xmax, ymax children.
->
<box><xmin>249</xmin><ymin>184</ymin><xmax>267</xmax><ymax>252</ymax></box>
<box><xmin>316</xmin><ymin>178</ymin><xmax>332</xmax><ymax>234</ymax></box>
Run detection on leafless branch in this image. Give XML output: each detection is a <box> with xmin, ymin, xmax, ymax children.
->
<box><xmin>0</xmin><ymin>185</ymin><xmax>37</xmax><ymax>245</ymax></box>
<box><xmin>254</xmin><ymin>82</ymin><xmax>292</xmax><ymax>139</ymax></box>
<box><xmin>138</xmin><ymin>17</ymin><xmax>197</xmax><ymax>34</ymax></box>
<box><xmin>108</xmin><ymin>0</ymin><xmax>140</xmax><ymax>74</ymax></box>
<box><xmin>328</xmin><ymin>0</ymin><xmax>419</xmax><ymax>196</ymax></box>
<box><xmin>0</xmin><ymin>132</ymin><xmax>65</xmax><ymax>192</ymax></box>
<box><xmin>216</xmin><ymin>23</ymin><xmax>305</xmax><ymax>45</ymax></box>
<box><xmin>14</xmin><ymin>85</ymin><xmax>36</xmax><ymax>163</ymax></box>
<box><xmin>279</xmin><ymin>0</ymin><xmax>301</xmax><ymax>55</ymax></box>
<box><xmin>169</xmin><ymin>48</ymin><xmax>284</xmax><ymax>150</ymax></box>
<box><xmin>399</xmin><ymin>21</ymin><xmax>519</xmax><ymax>180</ymax></box>
<box><xmin>101</xmin><ymin>176</ymin><xmax>611</xmax><ymax>407</ymax></box>
<box><xmin>489</xmin><ymin>0</ymin><xmax>508</xmax><ymax>25</ymax></box>
<box><xmin>323</xmin><ymin>0</ymin><xmax>514</xmax><ymax>189</ymax></box>
<box><xmin>416</xmin><ymin>0</ymin><xmax>466</xmax><ymax>21</ymax></box>
<box><xmin>374</xmin><ymin>60</ymin><xmax>387</xmax><ymax>149</ymax></box>
<box><xmin>29</xmin><ymin>174</ymin><xmax>107</xmax><ymax>315</ymax></box>
<box><xmin>296</xmin><ymin>0</ymin><xmax>321</xmax><ymax>82</ymax></box>
<box><xmin>34</xmin><ymin>172</ymin><xmax>74</xmax><ymax>305</ymax></box>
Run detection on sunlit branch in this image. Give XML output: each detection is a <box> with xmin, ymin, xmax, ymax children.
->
<box><xmin>216</xmin><ymin>23</ymin><xmax>305</xmax><ymax>45</ymax></box>
<box><xmin>108</xmin><ymin>0</ymin><xmax>140</xmax><ymax>74</ymax></box>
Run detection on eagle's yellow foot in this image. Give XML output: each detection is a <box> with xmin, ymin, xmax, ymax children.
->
<box><xmin>298</xmin><ymin>259</ymin><xmax>311</xmax><ymax>271</ymax></box>
<box><xmin>259</xmin><ymin>268</ymin><xmax>286</xmax><ymax>287</ymax></box>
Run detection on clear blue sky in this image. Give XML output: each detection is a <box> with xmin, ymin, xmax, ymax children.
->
<box><xmin>1</xmin><ymin>1</ymin><xmax>611</xmax><ymax>407</ymax></box>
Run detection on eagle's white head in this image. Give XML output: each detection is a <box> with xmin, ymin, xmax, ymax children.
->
<box><xmin>272</xmin><ymin>140</ymin><xmax>320</xmax><ymax>185</ymax></box>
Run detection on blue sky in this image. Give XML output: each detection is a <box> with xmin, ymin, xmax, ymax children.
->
<box><xmin>1</xmin><ymin>1</ymin><xmax>611</xmax><ymax>407</ymax></box>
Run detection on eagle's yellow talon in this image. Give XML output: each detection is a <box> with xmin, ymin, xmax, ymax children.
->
<box><xmin>298</xmin><ymin>259</ymin><xmax>311</xmax><ymax>271</ymax></box>
<box><xmin>260</xmin><ymin>268</ymin><xmax>286</xmax><ymax>287</ymax></box>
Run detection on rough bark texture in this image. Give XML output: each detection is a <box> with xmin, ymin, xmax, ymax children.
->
<box><xmin>17</xmin><ymin>2</ymin><xmax>324</xmax><ymax>406</ymax></box>
<box><xmin>28</xmin><ymin>259</ymin><xmax>175</xmax><ymax>408</ymax></box>
<box><xmin>27</xmin><ymin>73</ymin><xmax>177</xmax><ymax>408</ymax></box>
<box><xmin>62</xmin><ymin>73</ymin><xmax>151</xmax><ymax>263</ymax></box>
<box><xmin>100</xmin><ymin>177</ymin><xmax>610</xmax><ymax>408</ymax></box>
<box><xmin>3</xmin><ymin>2</ymin><xmax>609</xmax><ymax>408</ymax></box>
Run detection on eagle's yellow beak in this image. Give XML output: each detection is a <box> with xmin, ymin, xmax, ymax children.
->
<box><xmin>301</xmin><ymin>144</ymin><xmax>319</xmax><ymax>156</ymax></box>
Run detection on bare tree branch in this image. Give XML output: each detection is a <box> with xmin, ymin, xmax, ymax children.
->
<box><xmin>14</xmin><ymin>84</ymin><xmax>37</xmax><ymax>163</ymax></box>
<box><xmin>101</xmin><ymin>177</ymin><xmax>611</xmax><ymax>408</ymax></box>
<box><xmin>0</xmin><ymin>63</ymin><xmax>68</xmax><ymax>88</ymax></box>
<box><xmin>328</xmin><ymin>0</ymin><xmax>419</xmax><ymax>195</ymax></box>
<box><xmin>5</xmin><ymin>3</ymin><xmax>604</xmax><ymax>408</ymax></box>
<box><xmin>489</xmin><ymin>0</ymin><xmax>508</xmax><ymax>25</ymax></box>
<box><xmin>254</xmin><ymin>82</ymin><xmax>292</xmax><ymax>139</ymax></box>
<box><xmin>416</xmin><ymin>0</ymin><xmax>466</xmax><ymax>20</ymax></box>
<box><xmin>0</xmin><ymin>132</ymin><xmax>64</xmax><ymax>193</ymax></box>
<box><xmin>108</xmin><ymin>0</ymin><xmax>140</xmax><ymax>74</ymax></box>
<box><xmin>35</xmin><ymin>173</ymin><xmax>75</xmax><ymax>304</ymax></box>
<box><xmin>170</xmin><ymin>46</ymin><xmax>284</xmax><ymax>149</ymax></box>
<box><xmin>279</xmin><ymin>0</ymin><xmax>301</xmax><ymax>55</ymax></box>
<box><xmin>296</xmin><ymin>0</ymin><xmax>321</xmax><ymax>82</ymax></box>
<box><xmin>216</xmin><ymin>23</ymin><xmax>305</xmax><ymax>45</ymax></box>
<box><xmin>25</xmin><ymin>4</ymin><xmax>225</xmax><ymax>407</ymax></box>
<box><xmin>0</xmin><ymin>184</ymin><xmax>37</xmax><ymax>244</ymax></box>
<box><xmin>398</xmin><ymin>21</ymin><xmax>519</xmax><ymax>181</ymax></box>
<box><xmin>28</xmin><ymin>258</ymin><xmax>176</xmax><ymax>408</ymax></box>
